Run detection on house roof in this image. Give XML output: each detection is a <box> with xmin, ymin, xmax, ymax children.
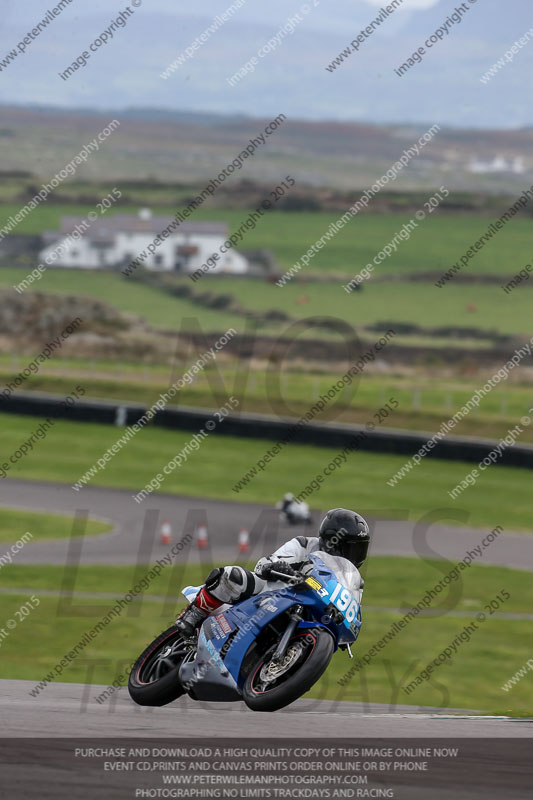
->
<box><xmin>55</xmin><ymin>215</ymin><xmax>228</xmax><ymax>240</ymax></box>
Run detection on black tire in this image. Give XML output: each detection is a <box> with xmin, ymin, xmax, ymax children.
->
<box><xmin>128</xmin><ymin>626</ymin><xmax>190</xmax><ymax>707</ymax></box>
<box><xmin>242</xmin><ymin>628</ymin><xmax>334</xmax><ymax>712</ymax></box>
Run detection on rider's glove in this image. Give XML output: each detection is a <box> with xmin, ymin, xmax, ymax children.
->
<box><xmin>259</xmin><ymin>561</ymin><xmax>298</xmax><ymax>580</ymax></box>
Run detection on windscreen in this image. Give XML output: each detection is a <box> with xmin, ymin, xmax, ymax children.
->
<box><xmin>308</xmin><ymin>551</ymin><xmax>362</xmax><ymax>594</ymax></box>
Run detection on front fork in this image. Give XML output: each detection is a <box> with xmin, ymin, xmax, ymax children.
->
<box><xmin>270</xmin><ymin>604</ymin><xmax>304</xmax><ymax>664</ymax></box>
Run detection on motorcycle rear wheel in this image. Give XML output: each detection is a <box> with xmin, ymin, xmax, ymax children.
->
<box><xmin>242</xmin><ymin>628</ymin><xmax>334</xmax><ymax>712</ymax></box>
<box><xmin>128</xmin><ymin>626</ymin><xmax>191</xmax><ymax>707</ymax></box>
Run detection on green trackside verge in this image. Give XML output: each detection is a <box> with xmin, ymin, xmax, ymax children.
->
<box><xmin>2</xmin><ymin>412</ymin><xmax>533</xmax><ymax>533</ymax></box>
<box><xmin>0</xmin><ymin>507</ymin><xmax>112</xmax><ymax>543</ymax></box>
<box><xmin>2</xmin><ymin>368</ymin><xmax>533</xmax><ymax>445</ymax></box>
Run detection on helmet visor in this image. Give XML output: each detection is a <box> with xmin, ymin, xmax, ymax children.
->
<box><xmin>340</xmin><ymin>538</ymin><xmax>369</xmax><ymax>568</ymax></box>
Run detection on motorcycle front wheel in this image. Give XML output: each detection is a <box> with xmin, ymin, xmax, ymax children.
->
<box><xmin>128</xmin><ymin>626</ymin><xmax>191</xmax><ymax>706</ymax></box>
<box><xmin>242</xmin><ymin>628</ymin><xmax>334</xmax><ymax>712</ymax></box>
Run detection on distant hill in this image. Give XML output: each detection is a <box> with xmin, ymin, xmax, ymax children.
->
<box><xmin>0</xmin><ymin>104</ymin><xmax>532</xmax><ymax>193</ymax></box>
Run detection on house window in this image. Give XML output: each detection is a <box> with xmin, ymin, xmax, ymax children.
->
<box><xmin>71</xmin><ymin>249</ymin><xmax>79</xmax><ymax>257</ymax></box>
<box><xmin>177</xmin><ymin>245</ymin><xmax>199</xmax><ymax>256</ymax></box>
<box><xmin>154</xmin><ymin>255</ymin><xmax>163</xmax><ymax>266</ymax></box>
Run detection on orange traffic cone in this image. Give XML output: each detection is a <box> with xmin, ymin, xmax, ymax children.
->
<box><xmin>160</xmin><ymin>520</ymin><xmax>172</xmax><ymax>546</ymax></box>
<box><xmin>238</xmin><ymin>528</ymin><xmax>249</xmax><ymax>555</ymax></box>
<box><xmin>197</xmin><ymin>525</ymin><xmax>209</xmax><ymax>550</ymax></box>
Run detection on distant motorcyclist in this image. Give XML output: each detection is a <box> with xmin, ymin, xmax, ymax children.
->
<box><xmin>279</xmin><ymin>492</ymin><xmax>295</xmax><ymax>514</ymax></box>
<box><xmin>176</xmin><ymin>508</ymin><xmax>370</xmax><ymax>637</ymax></box>
<box><xmin>277</xmin><ymin>492</ymin><xmax>312</xmax><ymax>525</ymax></box>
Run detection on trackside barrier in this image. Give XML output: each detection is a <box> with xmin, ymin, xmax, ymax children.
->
<box><xmin>1</xmin><ymin>390</ymin><xmax>533</xmax><ymax>469</ymax></box>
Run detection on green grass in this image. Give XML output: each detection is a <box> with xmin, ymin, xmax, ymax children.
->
<box><xmin>2</xmin><ymin>411</ymin><xmax>533</xmax><ymax>533</ymax></box>
<box><xmin>0</xmin><ymin>268</ymin><xmax>531</xmax><ymax>340</ymax></box>
<box><xmin>2</xmin><ymin>203</ymin><xmax>533</xmax><ymax>276</ymax></box>
<box><xmin>0</xmin><ymin>180</ymin><xmax>197</xmax><ymax>207</ymax></box>
<box><xmin>338</xmin><ymin>612</ymin><xmax>531</xmax><ymax>715</ymax></box>
<box><xmin>0</xmin><ymin>268</ymin><xmax>240</xmax><ymax>334</ymax></box>
<box><xmin>2</xmin><ymin>558</ymin><xmax>531</xmax><ymax>614</ymax></box>
<box><xmin>364</xmin><ymin>558</ymin><xmax>532</xmax><ymax>614</ymax></box>
<box><xmin>2</xmin><ymin>360</ymin><xmax>533</xmax><ymax>443</ymax></box>
<box><xmin>202</xmin><ymin>276</ymin><xmax>533</xmax><ymax>337</ymax></box>
<box><xmin>0</xmin><ymin>508</ymin><xmax>112</xmax><ymax>542</ymax></box>
<box><xmin>1</xmin><ymin>265</ymin><xmax>531</xmax><ymax>339</ymax></box>
<box><xmin>0</xmin><ymin>559</ymin><xmax>530</xmax><ymax>714</ymax></box>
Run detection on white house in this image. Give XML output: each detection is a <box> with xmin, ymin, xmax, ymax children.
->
<box><xmin>39</xmin><ymin>210</ymin><xmax>250</xmax><ymax>275</ymax></box>
<box><xmin>468</xmin><ymin>155</ymin><xmax>525</xmax><ymax>175</ymax></box>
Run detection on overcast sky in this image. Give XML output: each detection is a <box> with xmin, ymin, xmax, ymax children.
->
<box><xmin>1</xmin><ymin>0</ymin><xmax>532</xmax><ymax>128</ymax></box>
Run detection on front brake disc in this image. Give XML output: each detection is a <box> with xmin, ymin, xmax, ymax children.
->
<box><xmin>259</xmin><ymin>644</ymin><xmax>303</xmax><ymax>683</ymax></box>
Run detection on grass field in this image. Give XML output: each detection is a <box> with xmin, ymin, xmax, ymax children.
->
<box><xmin>2</xmin><ymin>558</ymin><xmax>530</xmax><ymax>614</ymax></box>
<box><xmin>0</xmin><ymin>268</ymin><xmax>241</xmax><ymax>334</ymax></box>
<box><xmin>0</xmin><ymin>559</ymin><xmax>530</xmax><ymax>714</ymax></box>
<box><xmin>2</xmin><ymin>359</ymin><xmax>532</xmax><ymax>443</ymax></box>
<box><xmin>2</xmin><ymin>203</ymin><xmax>532</xmax><ymax>276</ymax></box>
<box><xmin>0</xmin><ymin>266</ymin><xmax>532</xmax><ymax>339</ymax></box>
<box><xmin>201</xmin><ymin>276</ymin><xmax>533</xmax><ymax>338</ymax></box>
<box><xmin>0</xmin><ymin>508</ymin><xmax>112</xmax><ymax>543</ymax></box>
<box><xmin>2</xmin><ymin>412</ymin><xmax>532</xmax><ymax>532</ymax></box>
<box><xmin>0</xmin><ymin>181</ymin><xmax>198</xmax><ymax>207</ymax></box>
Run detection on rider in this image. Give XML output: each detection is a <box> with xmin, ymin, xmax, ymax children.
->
<box><xmin>278</xmin><ymin>492</ymin><xmax>297</xmax><ymax>523</ymax></box>
<box><xmin>176</xmin><ymin>507</ymin><xmax>370</xmax><ymax>637</ymax></box>
<box><xmin>280</xmin><ymin>492</ymin><xmax>295</xmax><ymax>514</ymax></box>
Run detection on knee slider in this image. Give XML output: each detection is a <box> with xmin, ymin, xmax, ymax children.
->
<box><xmin>205</xmin><ymin>567</ymin><xmax>224</xmax><ymax>592</ymax></box>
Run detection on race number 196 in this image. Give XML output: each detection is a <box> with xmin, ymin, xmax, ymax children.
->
<box><xmin>330</xmin><ymin>583</ymin><xmax>358</xmax><ymax>622</ymax></box>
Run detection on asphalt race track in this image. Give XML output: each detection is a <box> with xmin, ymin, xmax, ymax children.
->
<box><xmin>3</xmin><ymin>680</ymin><xmax>532</xmax><ymax>800</ymax></box>
<box><xmin>3</xmin><ymin>680</ymin><xmax>532</xmax><ymax>739</ymax></box>
<box><xmin>2</xmin><ymin>478</ymin><xmax>533</xmax><ymax>569</ymax></box>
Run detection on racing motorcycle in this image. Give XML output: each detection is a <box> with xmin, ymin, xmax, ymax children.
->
<box><xmin>128</xmin><ymin>552</ymin><xmax>362</xmax><ymax>712</ymax></box>
<box><xmin>277</xmin><ymin>499</ymin><xmax>313</xmax><ymax>526</ymax></box>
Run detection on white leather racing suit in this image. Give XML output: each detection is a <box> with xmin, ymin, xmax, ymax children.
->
<box><xmin>255</xmin><ymin>535</ymin><xmax>322</xmax><ymax>576</ymax></box>
<box><xmin>205</xmin><ymin>536</ymin><xmax>363</xmax><ymax>606</ymax></box>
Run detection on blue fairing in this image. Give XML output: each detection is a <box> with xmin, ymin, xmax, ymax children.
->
<box><xmin>200</xmin><ymin>554</ymin><xmax>362</xmax><ymax>690</ymax></box>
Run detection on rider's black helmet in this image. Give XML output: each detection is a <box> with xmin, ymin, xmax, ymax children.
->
<box><xmin>318</xmin><ymin>508</ymin><xmax>370</xmax><ymax>569</ymax></box>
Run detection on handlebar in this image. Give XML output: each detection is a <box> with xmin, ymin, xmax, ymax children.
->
<box><xmin>268</xmin><ymin>569</ymin><xmax>306</xmax><ymax>586</ymax></box>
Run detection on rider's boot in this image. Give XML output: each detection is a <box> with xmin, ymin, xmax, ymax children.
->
<box><xmin>176</xmin><ymin>587</ymin><xmax>222</xmax><ymax>637</ymax></box>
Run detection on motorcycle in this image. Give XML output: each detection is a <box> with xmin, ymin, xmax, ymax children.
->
<box><xmin>277</xmin><ymin>499</ymin><xmax>313</xmax><ymax>526</ymax></box>
<box><xmin>128</xmin><ymin>552</ymin><xmax>362</xmax><ymax>712</ymax></box>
